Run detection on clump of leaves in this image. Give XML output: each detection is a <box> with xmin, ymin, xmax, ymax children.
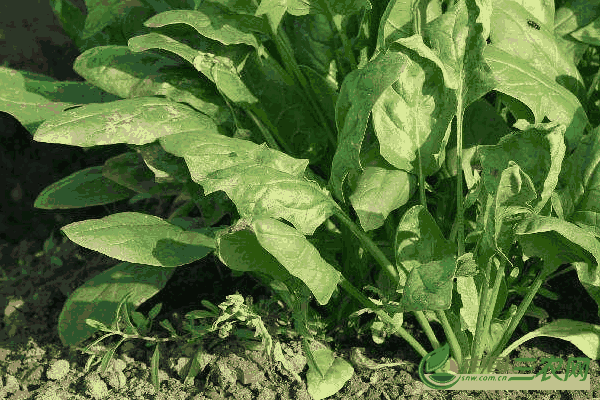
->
<box><xmin>3</xmin><ymin>0</ymin><xmax>600</xmax><ymax>397</ymax></box>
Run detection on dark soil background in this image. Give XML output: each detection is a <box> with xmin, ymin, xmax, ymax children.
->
<box><xmin>0</xmin><ymin>1</ymin><xmax>599</xmax><ymax>399</ymax></box>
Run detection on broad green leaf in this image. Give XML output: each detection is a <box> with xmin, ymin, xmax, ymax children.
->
<box><xmin>475</xmin><ymin>123</ymin><xmax>566</xmax><ymax>214</ymax></box>
<box><xmin>73</xmin><ymin>46</ymin><xmax>232</xmax><ymax>126</ymax></box>
<box><xmin>371</xmin><ymin>55</ymin><xmax>455</xmax><ymax>177</ymax></box>
<box><xmin>34</xmin><ymin>166</ymin><xmax>136</xmax><ymax>209</ymax></box>
<box><xmin>34</xmin><ymin>97</ymin><xmax>216</xmax><ymax>147</ymax></box>
<box><xmin>557</xmin><ymin>126</ymin><xmax>600</xmax><ymax>237</ymax></box>
<box><xmin>255</xmin><ymin>0</ymin><xmax>311</xmax><ymax>32</ymax></box>
<box><xmin>558</xmin><ymin>127</ymin><xmax>600</xmax><ymax>312</ymax></box>
<box><xmin>492</xmin><ymin>161</ymin><xmax>537</xmax><ymax>252</ymax></box>
<box><xmin>144</xmin><ymin>5</ymin><xmax>267</xmax><ymax>48</ymax></box>
<box><xmin>193</xmin><ymin>51</ymin><xmax>258</xmax><ymax>104</ymax></box>
<box><xmin>160</xmin><ymin>131</ymin><xmax>336</xmax><ymax>235</ymax></box>
<box><xmin>0</xmin><ymin>67</ymin><xmax>120</xmax><ymax>134</ymax></box>
<box><xmin>483</xmin><ymin>45</ymin><xmax>587</xmax><ymax>154</ymax></box>
<box><xmin>330</xmin><ymin>46</ymin><xmax>409</xmax><ymax>201</ymax></box>
<box><xmin>283</xmin><ymin>14</ymin><xmax>339</xmax><ymax>79</ymax></box>
<box><xmin>395</xmin><ymin>205</ymin><xmax>457</xmax><ymax>289</ymax></box>
<box><xmin>489</xmin><ymin>0</ymin><xmax>586</xmax><ymax>105</ymax></box>
<box><xmin>306</xmin><ymin>347</ymin><xmax>354</xmax><ymax>400</ymax></box>
<box><xmin>349</xmin><ymin>167</ymin><xmax>415</xmax><ymax>231</ymax></box>
<box><xmin>515</xmin><ymin>215</ymin><xmax>600</xmax><ymax>276</ymax></box>
<box><xmin>420</xmin><ymin>0</ymin><xmax>491</xmax><ymax>94</ymax></box>
<box><xmin>377</xmin><ymin>0</ymin><xmax>442</xmax><ymax>50</ymax></box>
<box><xmin>128</xmin><ymin>32</ymin><xmax>199</xmax><ymax>65</ymax></box>
<box><xmin>217</xmin><ymin>228</ymin><xmax>295</xmax><ymax>284</ymax></box>
<box><xmin>499</xmin><ymin>319</ymin><xmax>600</xmax><ymax>360</ymax></box>
<box><xmin>101</xmin><ymin>152</ymin><xmax>183</xmax><ymax>195</ymax></box>
<box><xmin>58</xmin><ymin>261</ymin><xmax>176</xmax><ymax>347</ymax></box>
<box><xmin>456</xmin><ymin>276</ymin><xmax>478</xmax><ymax>335</ymax></box>
<box><xmin>61</xmin><ymin>212</ymin><xmax>216</xmax><ymax>267</ymax></box>
<box><xmin>130</xmin><ymin>141</ymin><xmax>191</xmax><ymax>184</ymax></box>
<box><xmin>401</xmin><ymin>256</ymin><xmax>455</xmax><ymax>311</ymax></box>
<box><xmin>253</xmin><ymin>217</ymin><xmax>341</xmax><ymax>305</ymax></box>
<box><xmin>128</xmin><ymin>32</ymin><xmax>256</xmax><ymax>105</ymax></box>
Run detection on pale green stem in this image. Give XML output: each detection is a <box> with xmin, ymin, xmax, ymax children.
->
<box><xmin>468</xmin><ymin>253</ymin><xmax>493</xmax><ymax>373</ymax></box>
<box><xmin>436</xmin><ymin>309</ymin><xmax>463</xmax><ymax>370</ymax></box>
<box><xmin>339</xmin><ymin>277</ymin><xmax>428</xmax><ymax>357</ymax></box>
<box><xmin>481</xmin><ymin>261</ymin><xmax>548</xmax><ymax>373</ymax></box>
<box><xmin>413</xmin><ymin>311</ymin><xmax>440</xmax><ymax>349</ymax></box>
<box><xmin>331</xmin><ymin>207</ymin><xmax>398</xmax><ymax>283</ymax></box>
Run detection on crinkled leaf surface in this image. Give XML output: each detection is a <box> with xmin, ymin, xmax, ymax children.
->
<box><xmin>252</xmin><ymin>217</ymin><xmax>341</xmax><ymax>305</ymax></box>
<box><xmin>73</xmin><ymin>46</ymin><xmax>232</xmax><ymax>125</ymax></box>
<box><xmin>401</xmin><ymin>256</ymin><xmax>455</xmax><ymax>311</ymax></box>
<box><xmin>33</xmin><ymin>166</ymin><xmax>136</xmax><ymax>209</ymax></box>
<box><xmin>0</xmin><ymin>67</ymin><xmax>120</xmax><ymax>134</ymax></box>
<box><xmin>160</xmin><ymin>131</ymin><xmax>337</xmax><ymax>235</ymax></box>
<box><xmin>58</xmin><ymin>261</ymin><xmax>175</xmax><ymax>347</ymax></box>
<box><xmin>34</xmin><ymin>97</ymin><xmax>217</xmax><ymax>147</ymax></box>
<box><xmin>61</xmin><ymin>212</ymin><xmax>216</xmax><ymax>267</ymax></box>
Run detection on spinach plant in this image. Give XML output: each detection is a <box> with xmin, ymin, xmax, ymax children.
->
<box><xmin>3</xmin><ymin>0</ymin><xmax>600</xmax><ymax>396</ymax></box>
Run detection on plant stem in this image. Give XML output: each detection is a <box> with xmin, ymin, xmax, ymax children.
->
<box><xmin>454</xmin><ymin>100</ymin><xmax>465</xmax><ymax>256</ymax></box>
<box><xmin>413</xmin><ymin>311</ymin><xmax>440</xmax><ymax>349</ymax></box>
<box><xmin>480</xmin><ymin>261</ymin><xmax>549</xmax><ymax>373</ymax></box>
<box><xmin>331</xmin><ymin>207</ymin><xmax>398</xmax><ymax>283</ymax></box>
<box><xmin>469</xmin><ymin>253</ymin><xmax>494</xmax><ymax>373</ymax></box>
<box><xmin>436</xmin><ymin>309</ymin><xmax>463</xmax><ymax>369</ymax></box>
<box><xmin>338</xmin><ymin>277</ymin><xmax>428</xmax><ymax>357</ymax></box>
